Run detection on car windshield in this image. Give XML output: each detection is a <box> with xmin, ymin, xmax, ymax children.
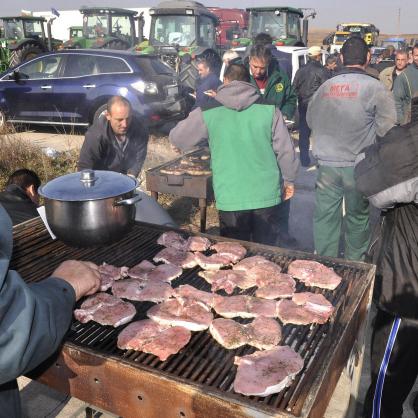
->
<box><xmin>85</xmin><ymin>14</ymin><xmax>109</xmax><ymax>39</ymax></box>
<box><xmin>249</xmin><ymin>11</ymin><xmax>286</xmax><ymax>40</ymax></box>
<box><xmin>133</xmin><ymin>56</ymin><xmax>175</xmax><ymax>75</ymax></box>
<box><xmin>150</xmin><ymin>15</ymin><xmax>196</xmax><ymax>46</ymax></box>
<box><xmin>334</xmin><ymin>34</ymin><xmax>349</xmax><ymax>43</ymax></box>
<box><xmin>3</xmin><ymin>19</ymin><xmax>25</xmax><ymax>40</ymax></box>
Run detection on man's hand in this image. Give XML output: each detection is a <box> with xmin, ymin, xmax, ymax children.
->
<box><xmin>283</xmin><ymin>183</ymin><xmax>295</xmax><ymax>200</ymax></box>
<box><xmin>204</xmin><ymin>89</ymin><xmax>217</xmax><ymax>97</ymax></box>
<box><xmin>52</xmin><ymin>260</ymin><xmax>100</xmax><ymax>301</ymax></box>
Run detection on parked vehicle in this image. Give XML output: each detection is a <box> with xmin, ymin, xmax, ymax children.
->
<box><xmin>328</xmin><ymin>31</ymin><xmax>351</xmax><ymax>54</ymax></box>
<box><xmin>231</xmin><ymin>7</ymin><xmax>316</xmax><ymax>48</ymax></box>
<box><xmin>0</xmin><ymin>15</ymin><xmax>61</xmax><ymax>72</ymax></box>
<box><xmin>135</xmin><ymin>1</ymin><xmax>222</xmax><ymax>90</ymax></box>
<box><xmin>0</xmin><ymin>49</ymin><xmax>186</xmax><ymax>129</ymax></box>
<box><xmin>208</xmin><ymin>7</ymin><xmax>248</xmax><ymax>50</ymax></box>
<box><xmin>380</xmin><ymin>37</ymin><xmax>407</xmax><ymax>50</ymax></box>
<box><xmin>63</xmin><ymin>7</ymin><xmax>141</xmax><ymax>50</ymax></box>
<box><xmin>336</xmin><ymin>23</ymin><xmax>380</xmax><ymax>46</ymax></box>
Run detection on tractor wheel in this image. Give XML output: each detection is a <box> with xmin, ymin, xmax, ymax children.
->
<box><xmin>179</xmin><ymin>60</ymin><xmax>199</xmax><ymax>90</ymax></box>
<box><xmin>104</xmin><ymin>40</ymin><xmax>128</xmax><ymax>50</ymax></box>
<box><xmin>9</xmin><ymin>43</ymin><xmax>44</xmax><ymax>67</ymax></box>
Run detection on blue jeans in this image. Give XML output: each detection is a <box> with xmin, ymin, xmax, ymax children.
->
<box><xmin>298</xmin><ymin>103</ymin><xmax>311</xmax><ymax>165</ymax></box>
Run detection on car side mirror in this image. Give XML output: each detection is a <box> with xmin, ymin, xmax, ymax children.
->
<box><xmin>9</xmin><ymin>70</ymin><xmax>21</xmax><ymax>82</ymax></box>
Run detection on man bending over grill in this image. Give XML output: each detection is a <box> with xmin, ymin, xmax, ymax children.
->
<box><xmin>0</xmin><ymin>204</ymin><xmax>100</xmax><ymax>416</ymax></box>
<box><xmin>169</xmin><ymin>64</ymin><xmax>299</xmax><ymax>245</ymax></box>
<box><xmin>78</xmin><ymin>95</ymin><xmax>176</xmax><ymax>228</ymax></box>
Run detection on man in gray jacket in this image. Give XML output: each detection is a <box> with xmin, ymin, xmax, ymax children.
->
<box><xmin>307</xmin><ymin>37</ymin><xmax>396</xmax><ymax>260</ymax></box>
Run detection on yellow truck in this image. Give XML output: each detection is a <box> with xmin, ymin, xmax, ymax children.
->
<box><xmin>337</xmin><ymin>23</ymin><xmax>379</xmax><ymax>46</ymax></box>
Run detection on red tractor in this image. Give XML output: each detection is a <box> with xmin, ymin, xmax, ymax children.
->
<box><xmin>208</xmin><ymin>7</ymin><xmax>248</xmax><ymax>50</ymax></box>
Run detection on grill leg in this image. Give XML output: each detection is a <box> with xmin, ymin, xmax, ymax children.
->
<box><xmin>199</xmin><ymin>198</ymin><xmax>207</xmax><ymax>233</ymax></box>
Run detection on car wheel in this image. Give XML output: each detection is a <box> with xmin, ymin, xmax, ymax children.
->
<box><xmin>9</xmin><ymin>43</ymin><xmax>44</xmax><ymax>67</ymax></box>
<box><xmin>93</xmin><ymin>104</ymin><xmax>108</xmax><ymax>124</ymax></box>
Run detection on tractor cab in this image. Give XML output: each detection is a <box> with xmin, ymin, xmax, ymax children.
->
<box><xmin>64</xmin><ymin>7</ymin><xmax>137</xmax><ymax>49</ymax></box>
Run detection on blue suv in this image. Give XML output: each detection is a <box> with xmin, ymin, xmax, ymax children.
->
<box><xmin>0</xmin><ymin>49</ymin><xmax>186</xmax><ymax>129</ymax></box>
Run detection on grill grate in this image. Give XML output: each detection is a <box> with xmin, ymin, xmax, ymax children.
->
<box><xmin>11</xmin><ymin>219</ymin><xmax>373</xmax><ymax>416</ymax></box>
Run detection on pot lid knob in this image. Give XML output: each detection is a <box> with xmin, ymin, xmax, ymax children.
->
<box><xmin>80</xmin><ymin>169</ymin><xmax>97</xmax><ymax>187</ymax></box>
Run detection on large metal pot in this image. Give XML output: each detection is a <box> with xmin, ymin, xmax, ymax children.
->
<box><xmin>38</xmin><ymin>170</ymin><xmax>141</xmax><ymax>247</ymax></box>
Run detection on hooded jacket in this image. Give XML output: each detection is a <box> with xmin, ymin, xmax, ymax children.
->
<box><xmin>0</xmin><ymin>205</ymin><xmax>76</xmax><ymax>416</ymax></box>
<box><xmin>169</xmin><ymin>81</ymin><xmax>298</xmax><ymax>211</ymax></box>
<box><xmin>393</xmin><ymin>62</ymin><xmax>418</xmax><ymax>125</ymax></box>
<box><xmin>0</xmin><ymin>184</ymin><xmax>38</xmax><ymax>226</ymax></box>
<box><xmin>307</xmin><ymin>67</ymin><xmax>397</xmax><ymax>167</ymax></box>
<box><xmin>78</xmin><ymin>115</ymin><xmax>149</xmax><ymax>177</ymax></box>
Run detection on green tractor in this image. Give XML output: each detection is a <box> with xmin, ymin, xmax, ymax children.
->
<box><xmin>231</xmin><ymin>7</ymin><xmax>316</xmax><ymax>48</ymax></box>
<box><xmin>0</xmin><ymin>15</ymin><xmax>60</xmax><ymax>72</ymax></box>
<box><xmin>69</xmin><ymin>26</ymin><xmax>83</xmax><ymax>40</ymax></box>
<box><xmin>63</xmin><ymin>7</ymin><xmax>139</xmax><ymax>50</ymax></box>
<box><xmin>135</xmin><ymin>1</ymin><xmax>222</xmax><ymax>90</ymax></box>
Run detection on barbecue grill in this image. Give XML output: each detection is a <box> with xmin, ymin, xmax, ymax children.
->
<box><xmin>12</xmin><ymin>218</ymin><xmax>375</xmax><ymax>418</ymax></box>
<box><xmin>145</xmin><ymin>148</ymin><xmax>213</xmax><ymax>232</ymax></box>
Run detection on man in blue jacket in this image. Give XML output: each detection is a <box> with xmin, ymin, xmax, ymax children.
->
<box><xmin>0</xmin><ymin>205</ymin><xmax>100</xmax><ymax>417</ymax></box>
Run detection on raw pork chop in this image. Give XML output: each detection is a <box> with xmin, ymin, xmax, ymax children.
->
<box><xmin>276</xmin><ymin>299</ymin><xmax>332</xmax><ymax>325</ymax></box>
<box><xmin>127</xmin><ymin>260</ymin><xmax>156</xmax><ymax>279</ymax></box>
<box><xmin>233</xmin><ymin>346</ymin><xmax>304</xmax><ymax>396</ymax></box>
<box><xmin>287</xmin><ymin>260</ymin><xmax>342</xmax><ymax>290</ymax></box>
<box><xmin>117</xmin><ymin>320</ymin><xmax>191</xmax><ymax>361</ymax></box>
<box><xmin>209</xmin><ymin>317</ymin><xmax>281</xmax><ymax>350</ymax></box>
<box><xmin>210</xmin><ymin>242</ymin><xmax>247</xmax><ymax>263</ymax></box>
<box><xmin>74</xmin><ymin>293</ymin><xmax>136</xmax><ymax>327</ymax></box>
<box><xmin>153</xmin><ymin>247</ymin><xmax>198</xmax><ymax>268</ymax></box>
<box><xmin>233</xmin><ymin>256</ymin><xmax>272</xmax><ymax>272</ymax></box>
<box><xmin>98</xmin><ymin>263</ymin><xmax>129</xmax><ymax>291</ymax></box>
<box><xmin>146</xmin><ymin>264</ymin><xmax>183</xmax><ymax>283</ymax></box>
<box><xmin>186</xmin><ymin>236</ymin><xmax>211</xmax><ymax>252</ymax></box>
<box><xmin>213</xmin><ymin>295</ymin><xmax>277</xmax><ymax>318</ymax></box>
<box><xmin>194</xmin><ymin>253</ymin><xmax>232</xmax><ymax>270</ymax></box>
<box><xmin>198</xmin><ymin>270</ymin><xmax>257</xmax><ymax>294</ymax></box>
<box><xmin>112</xmin><ymin>278</ymin><xmax>147</xmax><ymax>299</ymax></box>
<box><xmin>255</xmin><ymin>274</ymin><xmax>296</xmax><ymax>299</ymax></box>
<box><xmin>173</xmin><ymin>285</ymin><xmax>222</xmax><ymax>308</ymax></box>
<box><xmin>292</xmin><ymin>292</ymin><xmax>334</xmax><ymax>316</ymax></box>
<box><xmin>157</xmin><ymin>231</ymin><xmax>188</xmax><ymax>250</ymax></box>
<box><xmin>147</xmin><ymin>298</ymin><xmax>213</xmax><ymax>331</ymax></box>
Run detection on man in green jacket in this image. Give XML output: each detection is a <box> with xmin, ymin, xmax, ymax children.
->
<box><xmin>247</xmin><ymin>43</ymin><xmax>298</xmax><ymax>246</ymax></box>
<box><xmin>169</xmin><ymin>64</ymin><xmax>299</xmax><ymax>245</ymax></box>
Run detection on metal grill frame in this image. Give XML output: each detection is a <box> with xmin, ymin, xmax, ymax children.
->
<box><xmin>12</xmin><ymin>218</ymin><xmax>375</xmax><ymax>418</ymax></box>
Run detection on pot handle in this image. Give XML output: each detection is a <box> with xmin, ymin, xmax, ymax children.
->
<box><xmin>114</xmin><ymin>194</ymin><xmax>142</xmax><ymax>206</ymax></box>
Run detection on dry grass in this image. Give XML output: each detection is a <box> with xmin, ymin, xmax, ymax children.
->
<box><xmin>0</xmin><ymin>125</ymin><xmax>79</xmax><ymax>190</ymax></box>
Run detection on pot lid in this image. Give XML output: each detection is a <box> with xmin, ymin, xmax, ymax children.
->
<box><xmin>38</xmin><ymin>170</ymin><xmax>138</xmax><ymax>201</ymax></box>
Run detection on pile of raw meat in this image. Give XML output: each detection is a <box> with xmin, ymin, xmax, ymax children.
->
<box><xmin>74</xmin><ymin>231</ymin><xmax>343</xmax><ymax>397</ymax></box>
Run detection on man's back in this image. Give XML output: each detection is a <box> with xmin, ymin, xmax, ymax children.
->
<box><xmin>0</xmin><ymin>185</ymin><xmax>38</xmax><ymax>225</ymax></box>
<box><xmin>307</xmin><ymin>68</ymin><xmax>396</xmax><ymax>166</ymax></box>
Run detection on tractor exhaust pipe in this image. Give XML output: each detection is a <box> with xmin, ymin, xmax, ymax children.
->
<box><xmin>137</xmin><ymin>12</ymin><xmax>144</xmax><ymax>43</ymax></box>
<box><xmin>47</xmin><ymin>17</ymin><xmax>55</xmax><ymax>51</ymax></box>
<box><xmin>302</xmin><ymin>19</ymin><xmax>308</xmax><ymax>47</ymax></box>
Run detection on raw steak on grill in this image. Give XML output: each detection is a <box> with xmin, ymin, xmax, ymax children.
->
<box><xmin>194</xmin><ymin>253</ymin><xmax>232</xmax><ymax>270</ymax></box>
<box><xmin>117</xmin><ymin>320</ymin><xmax>191</xmax><ymax>361</ymax></box>
<box><xmin>209</xmin><ymin>317</ymin><xmax>281</xmax><ymax>350</ymax></box>
<box><xmin>127</xmin><ymin>260</ymin><xmax>156</xmax><ymax>279</ymax></box>
<box><xmin>210</xmin><ymin>242</ymin><xmax>247</xmax><ymax>263</ymax></box>
<box><xmin>153</xmin><ymin>247</ymin><xmax>198</xmax><ymax>268</ymax></box>
<box><xmin>287</xmin><ymin>260</ymin><xmax>342</xmax><ymax>290</ymax></box>
<box><xmin>98</xmin><ymin>263</ymin><xmax>129</xmax><ymax>291</ymax></box>
<box><xmin>157</xmin><ymin>231</ymin><xmax>188</xmax><ymax>251</ymax></box>
<box><xmin>146</xmin><ymin>264</ymin><xmax>183</xmax><ymax>283</ymax></box>
<box><xmin>292</xmin><ymin>292</ymin><xmax>335</xmax><ymax>316</ymax></box>
<box><xmin>147</xmin><ymin>298</ymin><xmax>213</xmax><ymax>331</ymax></box>
<box><xmin>134</xmin><ymin>281</ymin><xmax>174</xmax><ymax>303</ymax></box>
<box><xmin>255</xmin><ymin>274</ymin><xmax>296</xmax><ymax>299</ymax></box>
<box><xmin>173</xmin><ymin>285</ymin><xmax>222</xmax><ymax>308</ymax></box>
<box><xmin>276</xmin><ymin>299</ymin><xmax>332</xmax><ymax>325</ymax></box>
<box><xmin>186</xmin><ymin>236</ymin><xmax>211</xmax><ymax>252</ymax></box>
<box><xmin>112</xmin><ymin>278</ymin><xmax>147</xmax><ymax>299</ymax></box>
<box><xmin>233</xmin><ymin>346</ymin><xmax>304</xmax><ymax>396</ymax></box>
<box><xmin>213</xmin><ymin>295</ymin><xmax>277</xmax><ymax>318</ymax></box>
<box><xmin>74</xmin><ymin>293</ymin><xmax>136</xmax><ymax>327</ymax></box>
<box><xmin>198</xmin><ymin>270</ymin><xmax>257</xmax><ymax>294</ymax></box>
<box><xmin>233</xmin><ymin>256</ymin><xmax>276</xmax><ymax>272</ymax></box>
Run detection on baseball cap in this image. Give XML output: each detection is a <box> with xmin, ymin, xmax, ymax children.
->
<box><xmin>308</xmin><ymin>46</ymin><xmax>322</xmax><ymax>56</ymax></box>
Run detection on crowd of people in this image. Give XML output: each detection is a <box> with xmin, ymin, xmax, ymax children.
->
<box><xmin>0</xmin><ymin>33</ymin><xmax>417</xmax><ymax>418</ymax></box>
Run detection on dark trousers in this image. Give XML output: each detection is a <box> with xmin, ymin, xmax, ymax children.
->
<box><xmin>298</xmin><ymin>103</ymin><xmax>311</xmax><ymax>166</ymax></box>
<box><xmin>219</xmin><ymin>204</ymin><xmax>281</xmax><ymax>246</ymax></box>
<box><xmin>363</xmin><ymin>308</ymin><xmax>418</xmax><ymax>418</ymax></box>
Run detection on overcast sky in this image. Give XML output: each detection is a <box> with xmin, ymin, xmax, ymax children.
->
<box><xmin>1</xmin><ymin>0</ymin><xmax>416</xmax><ymax>33</ymax></box>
